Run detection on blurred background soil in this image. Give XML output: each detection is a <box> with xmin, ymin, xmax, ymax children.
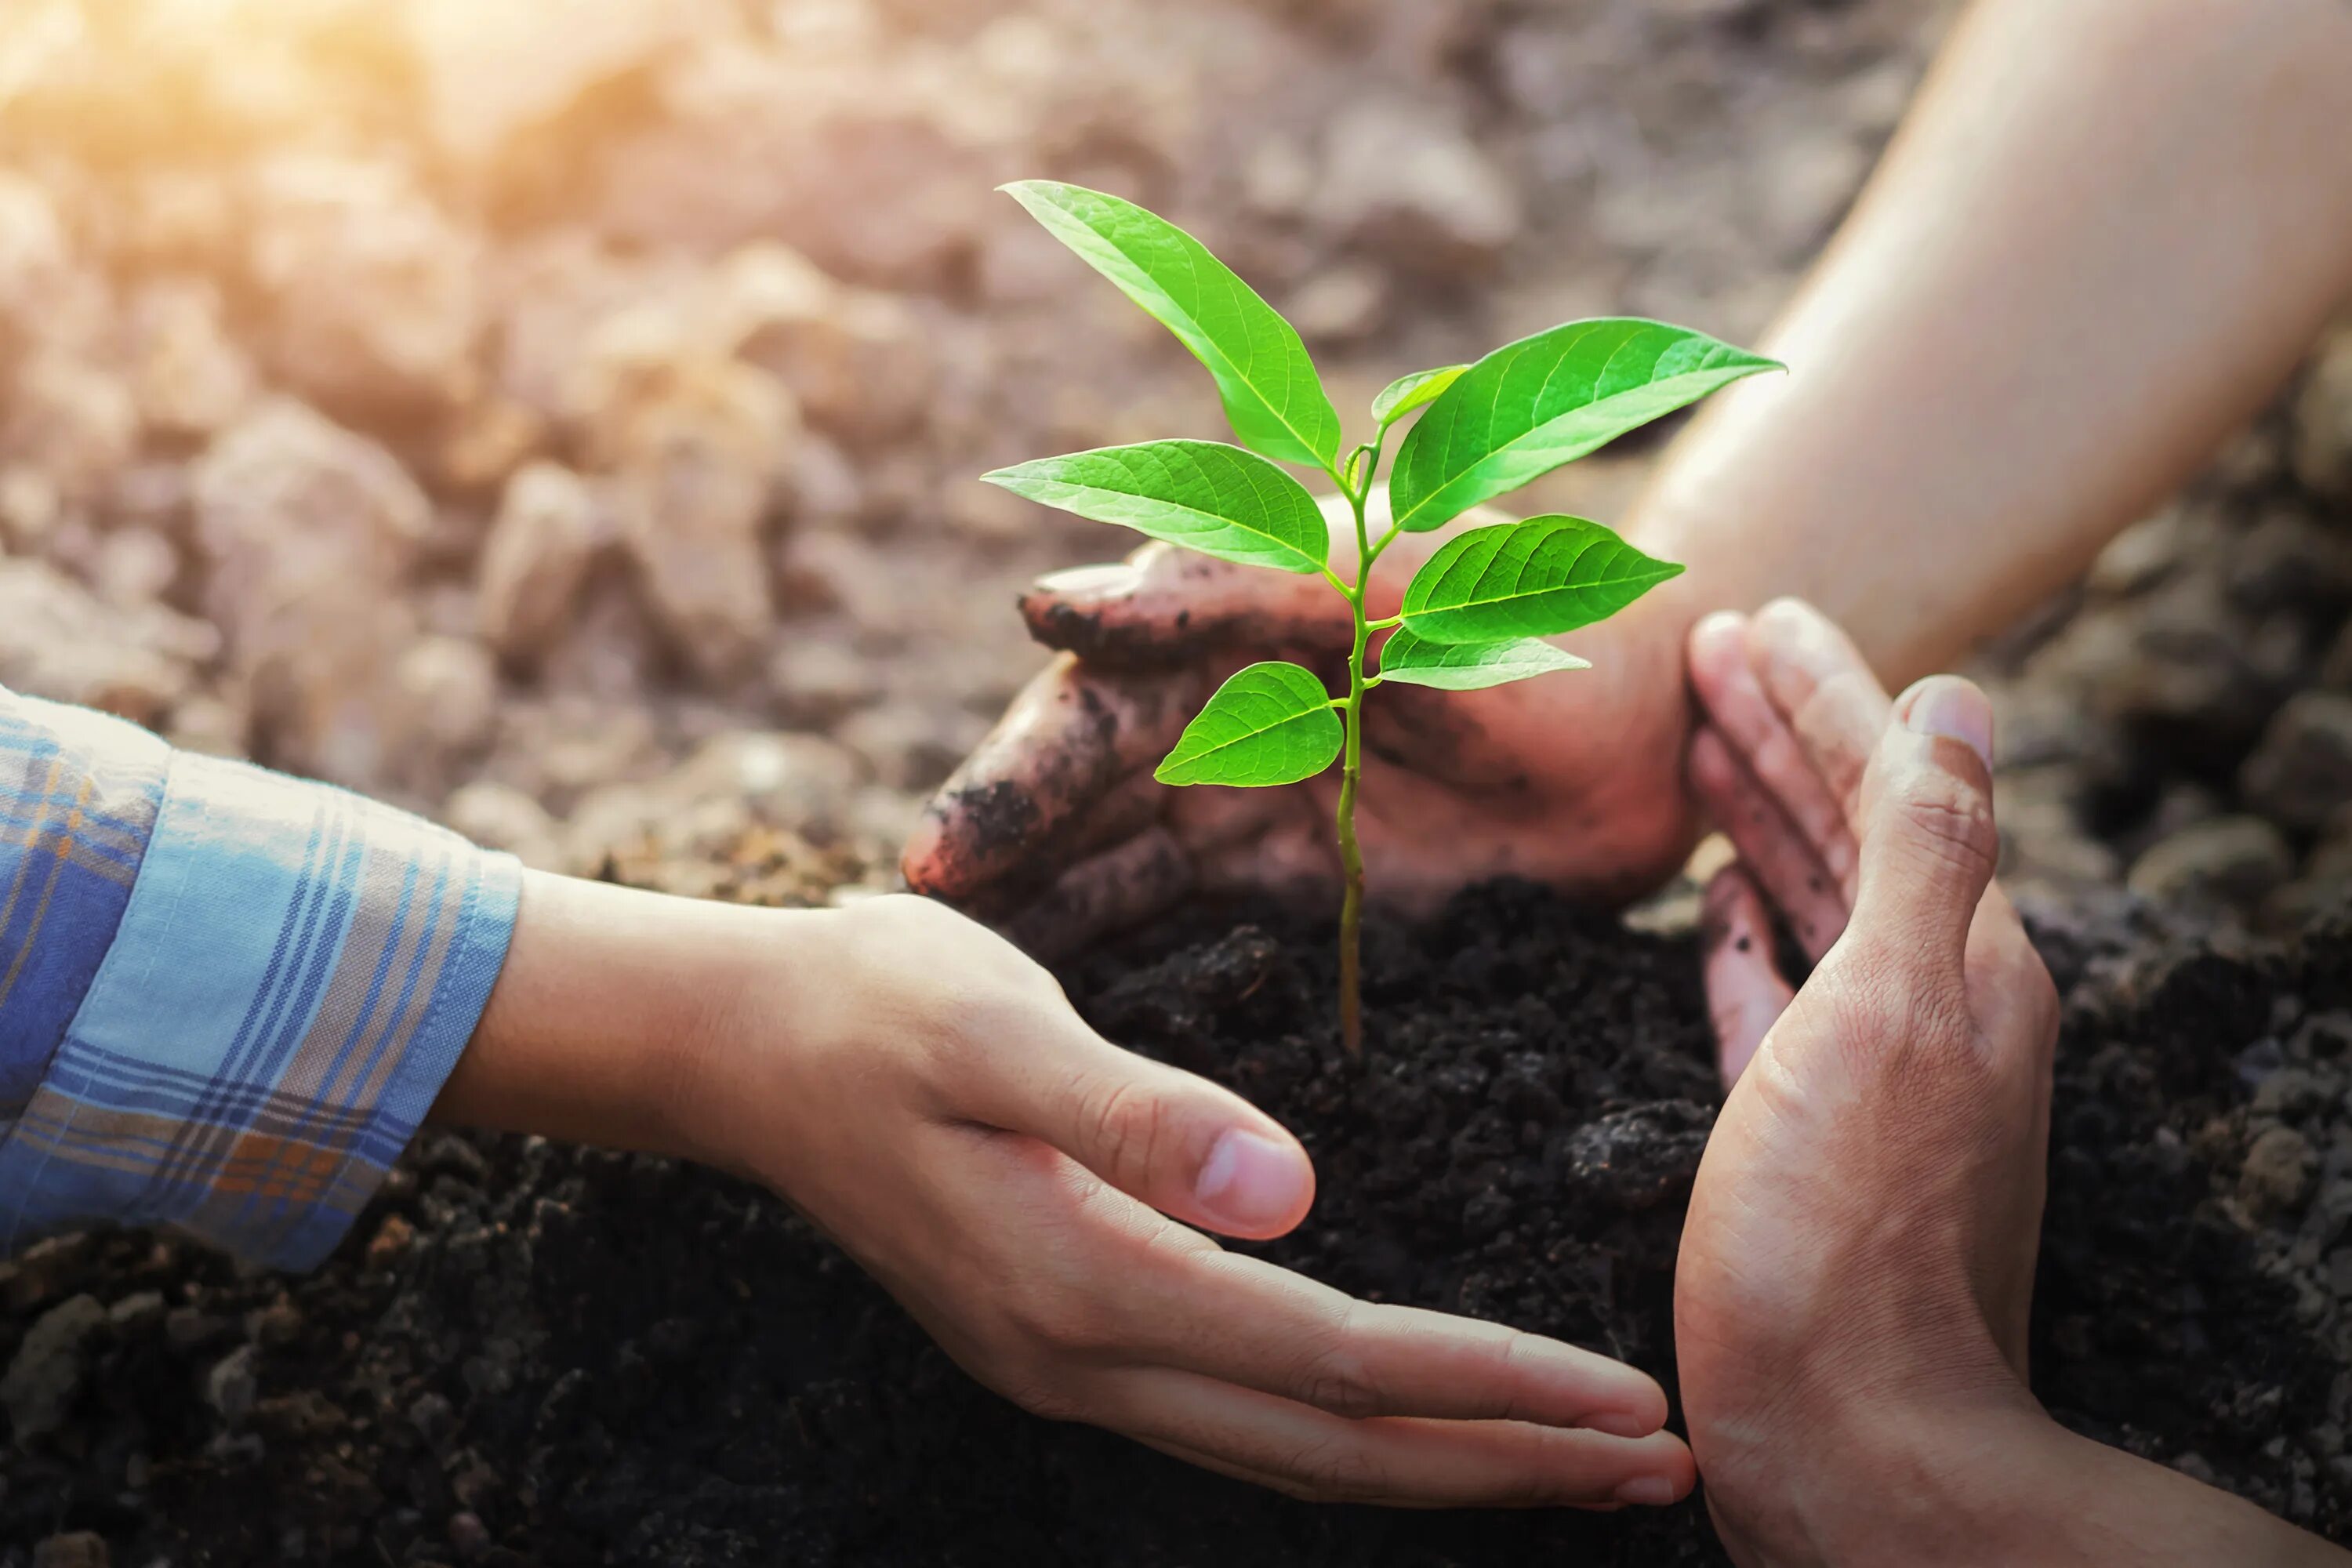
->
<box><xmin>6</xmin><ymin>0</ymin><xmax>2352</xmax><ymax>1562</ymax></box>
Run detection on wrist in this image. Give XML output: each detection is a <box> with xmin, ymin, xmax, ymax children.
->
<box><xmin>1711</xmin><ymin>1383</ymin><xmax>2060</xmax><ymax>1568</ymax></box>
<box><xmin>434</xmin><ymin>870</ymin><xmax>830</xmax><ymax>1174</ymax></box>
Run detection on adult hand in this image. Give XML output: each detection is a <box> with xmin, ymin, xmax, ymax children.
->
<box><xmin>1674</xmin><ymin>600</ymin><xmax>2058</xmax><ymax>1557</ymax></box>
<box><xmin>706</xmin><ymin>891</ymin><xmax>1695</xmax><ymax>1508</ymax></box>
<box><xmin>900</xmin><ymin>489</ymin><xmax>1699</xmax><ymax>956</ymax></box>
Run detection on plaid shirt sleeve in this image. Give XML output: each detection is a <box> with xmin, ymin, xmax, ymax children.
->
<box><xmin>0</xmin><ymin>688</ymin><xmax>521</xmax><ymax>1270</ymax></box>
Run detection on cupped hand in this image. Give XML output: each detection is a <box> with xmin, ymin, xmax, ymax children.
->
<box><xmin>1671</xmin><ymin>601</ymin><xmax>2060</xmax><ymax>1559</ymax></box>
<box><xmin>901</xmin><ymin>488</ymin><xmax>1700</xmax><ymax>956</ymax></box>
<box><xmin>709</xmin><ymin>891</ymin><xmax>1694</xmax><ymax>1508</ymax></box>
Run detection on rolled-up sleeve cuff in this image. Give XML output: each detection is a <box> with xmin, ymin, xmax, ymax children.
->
<box><xmin>0</xmin><ymin>750</ymin><xmax>521</xmax><ymax>1270</ymax></box>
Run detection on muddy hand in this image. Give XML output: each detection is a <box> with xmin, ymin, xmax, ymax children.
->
<box><xmin>1672</xmin><ymin>600</ymin><xmax>2060</xmax><ymax>1559</ymax></box>
<box><xmin>904</xmin><ymin>491</ymin><xmax>1701</xmax><ymax>956</ymax></box>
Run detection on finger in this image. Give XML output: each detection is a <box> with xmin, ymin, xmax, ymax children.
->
<box><xmin>1701</xmin><ymin>866</ymin><xmax>1795</xmax><ymax>1087</ymax></box>
<box><xmin>1748</xmin><ymin>597</ymin><xmax>1893</xmax><ymax>837</ymax></box>
<box><xmin>957</xmin><ymin>1010</ymin><xmax>1316</xmax><ymax>1240</ymax></box>
<box><xmin>1689</xmin><ymin>611</ymin><xmax>1856</xmax><ymax>888</ymax></box>
<box><xmin>902</xmin><ymin>655</ymin><xmax>1206</xmax><ymax>906</ymax></box>
<box><xmin>1000</xmin><ymin>826</ymin><xmax>1193</xmax><ymax>960</ymax></box>
<box><xmin>1130</xmin><ymin>1426</ymin><xmax>1661</xmax><ymax>1512</ymax></box>
<box><xmin>1687</xmin><ymin>727</ymin><xmax>1848</xmax><ymax>960</ymax></box>
<box><xmin>1123</xmin><ymin>1245</ymin><xmax>1669</xmax><ymax>1433</ymax></box>
<box><xmin>1021</xmin><ymin>543</ymin><xmax>1356</xmax><ymax>666</ymax></box>
<box><xmin>1848</xmin><ymin>676</ymin><xmax>2000</xmax><ymax>975</ymax></box>
<box><xmin>1192</xmin><ymin>802</ymin><xmax>1340</xmax><ymax>903</ymax></box>
<box><xmin>1064</xmin><ymin>769</ymin><xmax>1170</xmax><ymax>858</ymax></box>
<box><xmin>1096</xmin><ymin>1366</ymin><xmax>1696</xmax><ymax>1508</ymax></box>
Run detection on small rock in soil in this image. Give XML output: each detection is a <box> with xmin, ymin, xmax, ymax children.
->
<box><xmin>2227</xmin><ymin>510</ymin><xmax>2352</xmax><ymax>617</ymax></box>
<box><xmin>477</xmin><ymin>459</ymin><xmax>607</xmax><ymax>664</ymax></box>
<box><xmin>2243</xmin><ymin>694</ymin><xmax>2352</xmax><ymax>833</ymax></box>
<box><xmin>2128</xmin><ymin>816</ymin><xmax>2295</xmax><ymax>911</ymax></box>
<box><xmin>2243</xmin><ymin>1126</ymin><xmax>2318</xmax><ymax>1216</ymax></box>
<box><xmin>106</xmin><ymin>1291</ymin><xmax>164</xmax><ymax>1336</ymax></box>
<box><xmin>204</xmin><ymin>1345</ymin><xmax>259</xmax><ymax>1425</ymax></box>
<box><xmin>2</xmin><ymin>1294</ymin><xmax>105</xmax><ymax>1446</ymax></box>
<box><xmin>30</xmin><ymin>1531</ymin><xmax>107</xmax><ymax>1568</ymax></box>
<box><xmin>163</xmin><ymin>1306</ymin><xmax>233</xmax><ymax>1357</ymax></box>
<box><xmin>1312</xmin><ymin>98</ymin><xmax>1523</xmax><ymax>273</ymax></box>
<box><xmin>1555</xmin><ymin>1102</ymin><xmax>1715</xmax><ymax>1211</ymax></box>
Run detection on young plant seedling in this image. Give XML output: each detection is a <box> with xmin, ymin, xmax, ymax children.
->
<box><xmin>984</xmin><ymin>180</ymin><xmax>1780</xmax><ymax>1054</ymax></box>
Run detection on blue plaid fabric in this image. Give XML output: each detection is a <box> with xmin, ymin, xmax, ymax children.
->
<box><xmin>0</xmin><ymin>688</ymin><xmax>520</xmax><ymax>1270</ymax></box>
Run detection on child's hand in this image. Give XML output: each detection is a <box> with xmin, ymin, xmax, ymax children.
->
<box><xmin>718</xmin><ymin>892</ymin><xmax>1693</xmax><ymax>1507</ymax></box>
<box><xmin>445</xmin><ymin>880</ymin><xmax>1693</xmax><ymax>1508</ymax></box>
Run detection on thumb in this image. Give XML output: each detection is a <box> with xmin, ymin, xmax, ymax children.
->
<box><xmin>1020</xmin><ymin>539</ymin><xmax>1356</xmax><ymax>666</ymax></box>
<box><xmin>1846</xmin><ymin>675</ymin><xmax>2002</xmax><ymax>975</ymax></box>
<box><xmin>967</xmin><ymin>1009</ymin><xmax>1317</xmax><ymax>1240</ymax></box>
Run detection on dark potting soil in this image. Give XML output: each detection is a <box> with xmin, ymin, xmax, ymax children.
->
<box><xmin>3</xmin><ymin>880</ymin><xmax>2348</xmax><ymax>1565</ymax></box>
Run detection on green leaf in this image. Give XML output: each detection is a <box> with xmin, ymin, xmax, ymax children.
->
<box><xmin>1377</xmin><ymin>627</ymin><xmax>1590</xmax><ymax>690</ymax></box>
<box><xmin>1004</xmin><ymin>181</ymin><xmax>1343</xmax><ymax>470</ymax></box>
<box><xmin>1400</xmin><ymin>515</ymin><xmax>1683</xmax><ymax>644</ymax></box>
<box><xmin>1370</xmin><ymin>365</ymin><xmax>1468</xmax><ymax>430</ymax></box>
<box><xmin>982</xmin><ymin>441</ymin><xmax>1329</xmax><ymax>574</ymax></box>
<box><xmin>1155</xmin><ymin>662</ymin><xmax>1342</xmax><ymax>787</ymax></box>
<box><xmin>1388</xmin><ymin>318</ymin><xmax>1780</xmax><ymax>532</ymax></box>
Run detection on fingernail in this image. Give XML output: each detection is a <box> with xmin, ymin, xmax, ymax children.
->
<box><xmin>1613</xmin><ymin>1475</ymin><xmax>1679</xmax><ymax>1508</ymax></box>
<box><xmin>1585</xmin><ymin>1410</ymin><xmax>1653</xmax><ymax>1439</ymax></box>
<box><xmin>1196</xmin><ymin>1128</ymin><xmax>1310</xmax><ymax>1232</ymax></box>
<box><xmin>1033</xmin><ymin>564</ymin><xmax>1139</xmax><ymax>604</ymax></box>
<box><xmin>1690</xmin><ymin>609</ymin><xmax>1744</xmax><ymax>644</ymax></box>
<box><xmin>1901</xmin><ymin>677</ymin><xmax>1993</xmax><ymax>771</ymax></box>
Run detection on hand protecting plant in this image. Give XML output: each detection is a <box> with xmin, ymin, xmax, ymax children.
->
<box><xmin>983</xmin><ymin>180</ymin><xmax>1779</xmax><ymax>1051</ymax></box>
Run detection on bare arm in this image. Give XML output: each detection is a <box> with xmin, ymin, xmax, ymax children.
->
<box><xmin>1987</xmin><ymin>1421</ymin><xmax>2349</xmax><ymax>1568</ymax></box>
<box><xmin>1632</xmin><ymin>0</ymin><xmax>2352</xmax><ymax>685</ymax></box>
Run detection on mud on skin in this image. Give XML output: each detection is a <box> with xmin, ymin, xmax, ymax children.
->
<box><xmin>5</xmin><ymin>880</ymin><xmax>2347</xmax><ymax>1565</ymax></box>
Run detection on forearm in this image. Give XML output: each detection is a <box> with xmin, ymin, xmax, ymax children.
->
<box><xmin>1628</xmin><ymin>0</ymin><xmax>2352</xmax><ymax>685</ymax></box>
<box><xmin>430</xmin><ymin>869</ymin><xmax>829</xmax><ymax>1174</ymax></box>
<box><xmin>2006</xmin><ymin>1426</ymin><xmax>2347</xmax><ymax>1568</ymax></box>
<box><xmin>1848</xmin><ymin>1411</ymin><xmax>2348</xmax><ymax>1568</ymax></box>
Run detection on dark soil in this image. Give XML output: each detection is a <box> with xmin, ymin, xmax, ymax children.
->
<box><xmin>7</xmin><ymin>880</ymin><xmax>2350</xmax><ymax>1565</ymax></box>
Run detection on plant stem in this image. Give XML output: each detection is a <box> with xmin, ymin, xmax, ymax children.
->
<box><xmin>1334</xmin><ymin>475</ymin><xmax>1374</xmax><ymax>1057</ymax></box>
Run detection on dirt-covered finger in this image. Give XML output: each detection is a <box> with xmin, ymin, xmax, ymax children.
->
<box><xmin>1065</xmin><ymin>771</ymin><xmax>1171</xmax><ymax>860</ymax></box>
<box><xmin>1000</xmin><ymin>827</ymin><xmax>1195</xmax><ymax>960</ymax></box>
<box><xmin>1701</xmin><ymin>865</ymin><xmax>1795</xmax><ymax>1087</ymax></box>
<box><xmin>1192</xmin><ymin>808</ymin><xmax>1343</xmax><ymax>906</ymax></box>
<box><xmin>1689</xmin><ymin>726</ymin><xmax>1849</xmax><ymax>960</ymax></box>
<box><xmin>902</xmin><ymin>655</ymin><xmax>1208</xmax><ymax>905</ymax></box>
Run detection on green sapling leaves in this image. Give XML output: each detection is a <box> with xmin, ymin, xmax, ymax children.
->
<box><xmin>1399</xmin><ymin>515</ymin><xmax>1682</xmax><ymax>644</ymax></box>
<box><xmin>1377</xmin><ymin>627</ymin><xmax>1591</xmax><ymax>690</ymax></box>
<box><xmin>991</xmin><ymin>176</ymin><xmax>1769</xmax><ymax>1051</ymax></box>
<box><xmin>1003</xmin><ymin>181</ymin><xmax>1343</xmax><ymax>470</ymax></box>
<box><xmin>1388</xmin><ymin>319</ymin><xmax>1781</xmax><ymax>533</ymax></box>
<box><xmin>1370</xmin><ymin>365</ymin><xmax>1468</xmax><ymax>431</ymax></box>
<box><xmin>982</xmin><ymin>441</ymin><xmax>1329</xmax><ymax>574</ymax></box>
<box><xmin>1154</xmin><ymin>662</ymin><xmax>1345</xmax><ymax>787</ymax></box>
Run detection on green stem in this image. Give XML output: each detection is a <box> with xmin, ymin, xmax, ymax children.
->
<box><xmin>1334</xmin><ymin>476</ymin><xmax>1373</xmax><ymax>1058</ymax></box>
